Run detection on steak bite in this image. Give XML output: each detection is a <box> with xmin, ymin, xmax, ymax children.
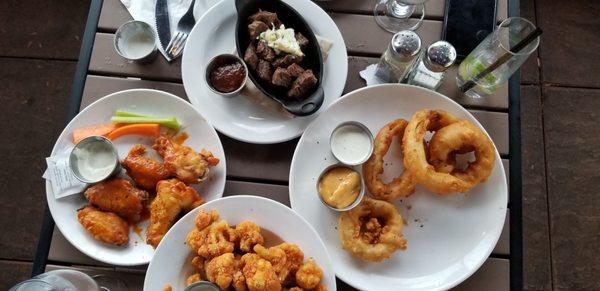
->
<box><xmin>272</xmin><ymin>67</ymin><xmax>293</xmax><ymax>88</ymax></box>
<box><xmin>256</xmin><ymin>41</ymin><xmax>276</xmax><ymax>61</ymax></box>
<box><xmin>243</xmin><ymin>42</ymin><xmax>259</xmax><ymax>70</ymax></box>
<box><xmin>248</xmin><ymin>21</ymin><xmax>269</xmax><ymax>39</ymax></box>
<box><xmin>257</xmin><ymin>60</ymin><xmax>272</xmax><ymax>82</ymax></box>
<box><xmin>286</xmin><ymin>63</ymin><xmax>305</xmax><ymax>78</ymax></box>
<box><xmin>249</xmin><ymin>10</ymin><xmax>281</xmax><ymax>26</ymax></box>
<box><xmin>295</xmin><ymin>32</ymin><xmax>309</xmax><ymax>47</ymax></box>
<box><xmin>272</xmin><ymin>54</ymin><xmax>303</xmax><ymax>68</ymax></box>
<box><xmin>287</xmin><ymin>69</ymin><xmax>317</xmax><ymax>99</ymax></box>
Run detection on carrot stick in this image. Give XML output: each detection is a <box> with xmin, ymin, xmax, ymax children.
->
<box><xmin>72</xmin><ymin>123</ymin><xmax>119</xmax><ymax>143</ymax></box>
<box><xmin>106</xmin><ymin>124</ymin><xmax>160</xmax><ymax>141</ymax></box>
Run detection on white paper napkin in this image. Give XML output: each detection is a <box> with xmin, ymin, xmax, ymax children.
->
<box><xmin>119</xmin><ymin>0</ymin><xmax>221</xmax><ymax>60</ymax></box>
<box><xmin>42</xmin><ymin>148</ymin><xmax>88</xmax><ymax>199</ymax></box>
<box><xmin>359</xmin><ymin>64</ymin><xmax>388</xmax><ymax>87</ymax></box>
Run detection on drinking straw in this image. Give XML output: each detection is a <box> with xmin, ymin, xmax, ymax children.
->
<box><xmin>459</xmin><ymin>27</ymin><xmax>543</xmax><ymax>93</ymax></box>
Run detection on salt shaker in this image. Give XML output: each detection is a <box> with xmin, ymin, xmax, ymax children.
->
<box><xmin>405</xmin><ymin>40</ymin><xmax>457</xmax><ymax>90</ymax></box>
<box><xmin>375</xmin><ymin>30</ymin><xmax>422</xmax><ymax>83</ymax></box>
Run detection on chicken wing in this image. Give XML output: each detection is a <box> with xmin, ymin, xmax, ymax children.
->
<box><xmin>153</xmin><ymin>136</ymin><xmax>220</xmax><ymax>184</ymax></box>
<box><xmin>147</xmin><ymin>178</ymin><xmax>204</xmax><ymax>247</ymax></box>
<box><xmin>77</xmin><ymin>205</ymin><xmax>129</xmax><ymax>245</ymax></box>
<box><xmin>84</xmin><ymin>177</ymin><xmax>148</xmax><ymax>220</ymax></box>
<box><xmin>122</xmin><ymin>144</ymin><xmax>170</xmax><ymax>190</ymax></box>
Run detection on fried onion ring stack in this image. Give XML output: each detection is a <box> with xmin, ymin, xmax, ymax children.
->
<box><xmin>362</xmin><ymin>119</ymin><xmax>416</xmax><ymax>201</ymax></box>
<box><xmin>402</xmin><ymin>109</ymin><xmax>495</xmax><ymax>194</ymax></box>
<box><xmin>338</xmin><ymin>198</ymin><xmax>407</xmax><ymax>262</ymax></box>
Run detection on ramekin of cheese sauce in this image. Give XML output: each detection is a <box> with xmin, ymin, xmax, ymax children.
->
<box><xmin>316</xmin><ymin>164</ymin><xmax>365</xmax><ymax>211</ymax></box>
<box><xmin>69</xmin><ymin>136</ymin><xmax>120</xmax><ymax>184</ymax></box>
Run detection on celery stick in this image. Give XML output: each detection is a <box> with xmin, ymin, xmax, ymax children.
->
<box><xmin>115</xmin><ymin>110</ymin><xmax>155</xmax><ymax>118</ymax></box>
<box><xmin>110</xmin><ymin>116</ymin><xmax>180</xmax><ymax>130</ymax></box>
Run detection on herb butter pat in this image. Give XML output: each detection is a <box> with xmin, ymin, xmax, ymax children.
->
<box><xmin>258</xmin><ymin>24</ymin><xmax>304</xmax><ymax>56</ymax></box>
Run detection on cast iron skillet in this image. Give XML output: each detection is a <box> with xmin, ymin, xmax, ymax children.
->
<box><xmin>235</xmin><ymin>0</ymin><xmax>324</xmax><ymax>116</ymax></box>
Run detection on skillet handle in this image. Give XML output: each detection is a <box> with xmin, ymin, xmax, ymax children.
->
<box><xmin>281</xmin><ymin>86</ymin><xmax>325</xmax><ymax>116</ymax></box>
<box><xmin>234</xmin><ymin>0</ymin><xmax>248</xmax><ymax>13</ymax></box>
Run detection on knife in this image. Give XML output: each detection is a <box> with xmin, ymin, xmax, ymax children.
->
<box><xmin>155</xmin><ymin>0</ymin><xmax>171</xmax><ymax>55</ymax></box>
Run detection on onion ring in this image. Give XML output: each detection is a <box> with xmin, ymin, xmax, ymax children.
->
<box><xmin>427</xmin><ymin>120</ymin><xmax>496</xmax><ymax>186</ymax></box>
<box><xmin>362</xmin><ymin>119</ymin><xmax>416</xmax><ymax>200</ymax></box>
<box><xmin>402</xmin><ymin>109</ymin><xmax>475</xmax><ymax>194</ymax></box>
<box><xmin>338</xmin><ymin>198</ymin><xmax>407</xmax><ymax>262</ymax></box>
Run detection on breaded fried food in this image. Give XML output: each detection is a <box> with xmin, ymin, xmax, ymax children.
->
<box><xmin>338</xmin><ymin>198</ymin><xmax>407</xmax><ymax>262</ymax></box>
<box><xmin>77</xmin><ymin>205</ymin><xmax>129</xmax><ymax>245</ymax></box>
<box><xmin>295</xmin><ymin>258</ymin><xmax>323</xmax><ymax>290</ymax></box>
<box><xmin>241</xmin><ymin>253</ymin><xmax>281</xmax><ymax>291</ymax></box>
<box><xmin>84</xmin><ymin>177</ymin><xmax>148</xmax><ymax>220</ymax></box>
<box><xmin>122</xmin><ymin>144</ymin><xmax>170</xmax><ymax>190</ymax></box>
<box><xmin>147</xmin><ymin>179</ymin><xmax>204</xmax><ymax>247</ymax></box>
<box><xmin>236</xmin><ymin>221</ymin><xmax>264</xmax><ymax>252</ymax></box>
<box><xmin>153</xmin><ymin>135</ymin><xmax>219</xmax><ymax>184</ymax></box>
<box><xmin>196</xmin><ymin>220</ymin><xmax>237</xmax><ymax>259</ymax></box>
<box><xmin>205</xmin><ymin>253</ymin><xmax>240</xmax><ymax>290</ymax></box>
<box><xmin>254</xmin><ymin>245</ymin><xmax>287</xmax><ymax>283</ymax></box>
<box><xmin>186</xmin><ymin>273</ymin><xmax>202</xmax><ymax>286</ymax></box>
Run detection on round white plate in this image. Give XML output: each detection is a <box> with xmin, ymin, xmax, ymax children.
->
<box><xmin>144</xmin><ymin>195</ymin><xmax>337</xmax><ymax>291</ymax></box>
<box><xmin>182</xmin><ymin>0</ymin><xmax>347</xmax><ymax>144</ymax></box>
<box><xmin>289</xmin><ymin>84</ymin><xmax>508</xmax><ymax>290</ymax></box>
<box><xmin>46</xmin><ymin>89</ymin><xmax>226</xmax><ymax>266</ymax></box>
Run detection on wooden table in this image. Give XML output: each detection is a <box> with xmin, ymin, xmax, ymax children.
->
<box><xmin>32</xmin><ymin>0</ymin><xmax>524</xmax><ymax>289</ymax></box>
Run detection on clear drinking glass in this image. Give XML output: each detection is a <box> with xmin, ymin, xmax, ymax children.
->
<box><xmin>374</xmin><ymin>0</ymin><xmax>429</xmax><ymax>32</ymax></box>
<box><xmin>10</xmin><ymin>270</ymin><xmax>128</xmax><ymax>291</ymax></box>
<box><xmin>456</xmin><ymin>17</ymin><xmax>539</xmax><ymax>98</ymax></box>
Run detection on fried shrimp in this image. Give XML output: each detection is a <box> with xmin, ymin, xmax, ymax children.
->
<box><xmin>362</xmin><ymin>119</ymin><xmax>416</xmax><ymax>200</ymax></box>
<box><xmin>338</xmin><ymin>198</ymin><xmax>407</xmax><ymax>262</ymax></box>
<box><xmin>236</xmin><ymin>221</ymin><xmax>264</xmax><ymax>252</ymax></box>
<box><xmin>295</xmin><ymin>258</ymin><xmax>323</xmax><ymax>290</ymax></box>
<box><xmin>427</xmin><ymin>120</ymin><xmax>496</xmax><ymax>188</ymax></box>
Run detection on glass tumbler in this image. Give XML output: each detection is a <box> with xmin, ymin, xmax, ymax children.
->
<box><xmin>374</xmin><ymin>0</ymin><xmax>430</xmax><ymax>32</ymax></box>
<box><xmin>456</xmin><ymin>17</ymin><xmax>539</xmax><ymax>99</ymax></box>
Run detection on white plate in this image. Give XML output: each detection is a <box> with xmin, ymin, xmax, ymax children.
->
<box><xmin>182</xmin><ymin>0</ymin><xmax>347</xmax><ymax>144</ymax></box>
<box><xmin>289</xmin><ymin>84</ymin><xmax>508</xmax><ymax>290</ymax></box>
<box><xmin>46</xmin><ymin>89</ymin><xmax>226</xmax><ymax>266</ymax></box>
<box><xmin>144</xmin><ymin>195</ymin><xmax>337</xmax><ymax>291</ymax></box>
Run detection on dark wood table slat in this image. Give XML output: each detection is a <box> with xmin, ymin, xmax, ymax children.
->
<box><xmin>318</xmin><ymin>0</ymin><xmax>508</xmax><ymax>21</ymax></box>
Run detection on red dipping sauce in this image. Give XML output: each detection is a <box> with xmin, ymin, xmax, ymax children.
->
<box><xmin>208</xmin><ymin>58</ymin><xmax>246</xmax><ymax>93</ymax></box>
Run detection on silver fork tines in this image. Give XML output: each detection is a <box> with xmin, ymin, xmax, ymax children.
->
<box><xmin>164</xmin><ymin>0</ymin><xmax>196</xmax><ymax>61</ymax></box>
<box><xmin>165</xmin><ymin>32</ymin><xmax>188</xmax><ymax>59</ymax></box>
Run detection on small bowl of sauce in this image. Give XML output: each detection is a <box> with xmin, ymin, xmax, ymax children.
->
<box><xmin>69</xmin><ymin>136</ymin><xmax>120</xmax><ymax>184</ymax></box>
<box><xmin>316</xmin><ymin>164</ymin><xmax>365</xmax><ymax>212</ymax></box>
<box><xmin>205</xmin><ymin>54</ymin><xmax>248</xmax><ymax>96</ymax></box>
<box><xmin>330</xmin><ymin>121</ymin><xmax>374</xmax><ymax>166</ymax></box>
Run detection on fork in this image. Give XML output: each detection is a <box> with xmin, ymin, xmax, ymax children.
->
<box><xmin>165</xmin><ymin>0</ymin><xmax>196</xmax><ymax>60</ymax></box>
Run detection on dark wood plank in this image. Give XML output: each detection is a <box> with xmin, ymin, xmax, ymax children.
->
<box><xmin>453</xmin><ymin>258</ymin><xmax>510</xmax><ymax>291</ymax></box>
<box><xmin>543</xmin><ymin>86</ymin><xmax>600</xmax><ymax>290</ymax></box>
<box><xmin>97</xmin><ymin>0</ymin><xmax>507</xmax><ymax>30</ymax></box>
<box><xmin>0</xmin><ymin>58</ymin><xmax>76</xmax><ymax>261</ymax></box>
<box><xmin>89</xmin><ymin>33</ymin><xmax>182</xmax><ymax>81</ymax></box>
<box><xmin>0</xmin><ymin>1</ymin><xmax>89</xmax><ymax>59</ymax></box>
<box><xmin>0</xmin><ymin>260</ymin><xmax>32</xmax><ymax>290</ymax></box>
<box><xmin>318</xmin><ymin>0</ymin><xmax>507</xmax><ymax>20</ymax></box>
<box><xmin>520</xmin><ymin>85</ymin><xmax>551</xmax><ymax>290</ymax></box>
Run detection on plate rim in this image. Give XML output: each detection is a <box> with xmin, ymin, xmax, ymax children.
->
<box><xmin>45</xmin><ymin>88</ymin><xmax>227</xmax><ymax>266</ymax></box>
<box><xmin>181</xmin><ymin>0</ymin><xmax>348</xmax><ymax>144</ymax></box>
<box><xmin>144</xmin><ymin>195</ymin><xmax>337</xmax><ymax>291</ymax></box>
<box><xmin>288</xmin><ymin>83</ymin><xmax>508</xmax><ymax>290</ymax></box>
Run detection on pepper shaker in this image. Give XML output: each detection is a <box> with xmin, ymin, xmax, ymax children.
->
<box><xmin>405</xmin><ymin>40</ymin><xmax>457</xmax><ymax>90</ymax></box>
<box><xmin>375</xmin><ymin>30</ymin><xmax>422</xmax><ymax>83</ymax></box>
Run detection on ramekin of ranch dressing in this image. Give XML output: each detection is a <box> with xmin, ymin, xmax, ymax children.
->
<box><xmin>69</xmin><ymin>136</ymin><xmax>120</xmax><ymax>184</ymax></box>
<box><xmin>330</xmin><ymin>121</ymin><xmax>374</xmax><ymax>165</ymax></box>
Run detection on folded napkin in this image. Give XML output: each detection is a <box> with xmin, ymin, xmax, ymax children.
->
<box><xmin>235</xmin><ymin>35</ymin><xmax>333</xmax><ymax>118</ymax></box>
<box><xmin>359</xmin><ymin>64</ymin><xmax>387</xmax><ymax>87</ymax></box>
<box><xmin>120</xmin><ymin>0</ymin><xmax>221</xmax><ymax>60</ymax></box>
